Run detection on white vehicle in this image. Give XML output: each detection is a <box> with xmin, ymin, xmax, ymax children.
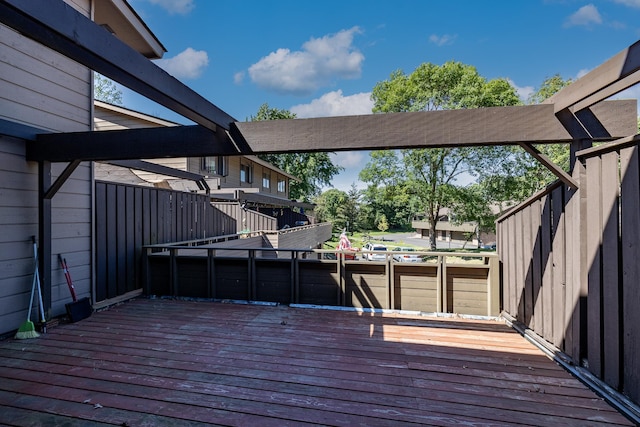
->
<box><xmin>362</xmin><ymin>243</ymin><xmax>388</xmax><ymax>261</ymax></box>
<box><xmin>392</xmin><ymin>247</ymin><xmax>423</xmax><ymax>263</ymax></box>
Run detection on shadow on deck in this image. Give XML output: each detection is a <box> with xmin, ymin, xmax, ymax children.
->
<box><xmin>0</xmin><ymin>299</ymin><xmax>633</xmax><ymax>426</ymax></box>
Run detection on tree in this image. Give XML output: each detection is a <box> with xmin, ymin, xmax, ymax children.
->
<box><xmin>94</xmin><ymin>73</ymin><xmax>123</xmax><ymax>105</ymax></box>
<box><xmin>314</xmin><ymin>185</ymin><xmax>363</xmax><ymax>233</ymax></box>
<box><xmin>364</xmin><ymin>61</ymin><xmax>521</xmax><ymax>249</ymax></box>
<box><xmin>377</xmin><ymin>214</ymin><xmax>389</xmax><ymax>234</ymax></box>
<box><xmin>475</xmin><ymin>74</ymin><xmax>574</xmax><ymax>209</ymax></box>
<box><xmin>251</xmin><ymin>104</ymin><xmax>343</xmax><ymax>202</ymax></box>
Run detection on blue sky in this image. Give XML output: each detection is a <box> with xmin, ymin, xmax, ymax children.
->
<box><xmin>123</xmin><ymin>0</ymin><xmax>640</xmax><ymax>191</ymax></box>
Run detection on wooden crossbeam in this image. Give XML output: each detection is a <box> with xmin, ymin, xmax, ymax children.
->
<box><xmin>0</xmin><ymin>0</ymin><xmax>236</xmax><ymax>131</ymax></box>
<box><xmin>231</xmin><ymin>101</ymin><xmax>636</xmax><ymax>154</ymax></box>
<box><xmin>545</xmin><ymin>40</ymin><xmax>640</xmax><ymax>113</ymax></box>
<box><xmin>27</xmin><ymin>125</ymin><xmax>240</xmax><ymax>162</ymax></box>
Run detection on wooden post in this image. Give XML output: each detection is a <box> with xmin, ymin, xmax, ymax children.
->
<box><xmin>169</xmin><ymin>248</ymin><xmax>178</xmax><ymax>297</ymax></box>
<box><xmin>38</xmin><ymin>160</ymin><xmax>52</xmax><ymax>318</ymax></box>
<box><xmin>487</xmin><ymin>256</ymin><xmax>500</xmax><ymax>316</ymax></box>
<box><xmin>207</xmin><ymin>248</ymin><xmax>216</xmax><ymax>299</ymax></box>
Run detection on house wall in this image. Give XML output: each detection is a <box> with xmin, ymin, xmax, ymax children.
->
<box><xmin>0</xmin><ymin>0</ymin><xmax>93</xmax><ymax>336</ymax></box>
<box><xmin>94</xmin><ymin>104</ymin><xmax>187</xmax><ymax>180</ymax></box>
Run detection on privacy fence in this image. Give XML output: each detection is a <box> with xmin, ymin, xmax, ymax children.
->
<box><xmin>497</xmin><ymin>140</ymin><xmax>640</xmax><ymax>408</ymax></box>
<box><xmin>94</xmin><ymin>181</ymin><xmax>236</xmax><ymax>304</ymax></box>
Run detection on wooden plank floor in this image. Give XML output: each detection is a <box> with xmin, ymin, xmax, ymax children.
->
<box><xmin>0</xmin><ymin>298</ymin><xmax>633</xmax><ymax>426</ymax></box>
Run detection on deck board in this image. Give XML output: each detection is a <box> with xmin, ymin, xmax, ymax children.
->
<box><xmin>0</xmin><ymin>298</ymin><xmax>633</xmax><ymax>426</ymax></box>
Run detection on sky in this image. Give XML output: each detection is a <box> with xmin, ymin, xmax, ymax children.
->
<box><xmin>122</xmin><ymin>0</ymin><xmax>640</xmax><ymax>192</ymax></box>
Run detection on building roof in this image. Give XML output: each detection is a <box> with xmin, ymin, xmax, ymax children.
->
<box><xmin>94</xmin><ymin>0</ymin><xmax>166</xmax><ymax>59</ymax></box>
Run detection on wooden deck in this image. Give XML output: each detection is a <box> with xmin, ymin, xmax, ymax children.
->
<box><xmin>0</xmin><ymin>299</ymin><xmax>633</xmax><ymax>426</ymax></box>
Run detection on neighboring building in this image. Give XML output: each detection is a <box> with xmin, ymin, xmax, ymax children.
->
<box><xmin>94</xmin><ymin>101</ymin><xmax>314</xmax><ymax>230</ymax></box>
<box><xmin>412</xmin><ymin>209</ymin><xmax>480</xmax><ymax>248</ymax></box>
<box><xmin>0</xmin><ymin>0</ymin><xmax>165</xmax><ymax>335</ymax></box>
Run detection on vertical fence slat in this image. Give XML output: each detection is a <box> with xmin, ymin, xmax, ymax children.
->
<box><xmin>531</xmin><ymin>200</ymin><xmax>543</xmax><ymax>335</ymax></box>
<box><xmin>620</xmin><ymin>146</ymin><xmax>640</xmax><ymax>403</ymax></box>
<box><xmin>540</xmin><ymin>195</ymin><xmax>553</xmax><ymax>341</ymax></box>
<box><xmin>507</xmin><ymin>215</ymin><xmax>516</xmax><ymax>316</ymax></box>
<box><xmin>514</xmin><ymin>211</ymin><xmax>525</xmax><ymax>321</ymax></box>
<box><xmin>522</xmin><ymin>205</ymin><xmax>533</xmax><ymax>327</ymax></box>
<box><xmin>106</xmin><ymin>184</ymin><xmax>117</xmax><ymax>300</ymax></box>
<box><xmin>601</xmin><ymin>151</ymin><xmax>621</xmax><ymax>388</ymax></box>
<box><xmin>116</xmin><ymin>185</ymin><xmax>126</xmax><ymax>296</ymax></box>
<box><xmin>585</xmin><ymin>156</ymin><xmax>603</xmax><ymax>378</ymax></box>
<box><xmin>125</xmin><ymin>186</ymin><xmax>135</xmax><ymax>293</ymax></box>
<box><xmin>95</xmin><ymin>183</ymin><xmax>107</xmax><ymax>302</ymax></box>
<box><xmin>551</xmin><ymin>186</ymin><xmax>566</xmax><ymax>350</ymax></box>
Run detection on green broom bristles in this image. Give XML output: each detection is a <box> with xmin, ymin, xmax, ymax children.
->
<box><xmin>15</xmin><ymin>320</ymin><xmax>40</xmax><ymax>339</ymax></box>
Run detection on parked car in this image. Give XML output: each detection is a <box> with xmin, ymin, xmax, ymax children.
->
<box><xmin>362</xmin><ymin>243</ymin><xmax>388</xmax><ymax>261</ymax></box>
<box><xmin>392</xmin><ymin>247</ymin><xmax>423</xmax><ymax>263</ymax></box>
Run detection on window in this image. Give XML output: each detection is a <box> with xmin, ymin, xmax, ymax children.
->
<box><xmin>201</xmin><ymin>156</ymin><xmax>228</xmax><ymax>176</ymax></box>
<box><xmin>202</xmin><ymin>156</ymin><xmax>217</xmax><ymax>175</ymax></box>
<box><xmin>240</xmin><ymin>163</ymin><xmax>252</xmax><ymax>183</ymax></box>
<box><xmin>262</xmin><ymin>172</ymin><xmax>270</xmax><ymax>189</ymax></box>
<box><xmin>277</xmin><ymin>179</ymin><xmax>286</xmax><ymax>193</ymax></box>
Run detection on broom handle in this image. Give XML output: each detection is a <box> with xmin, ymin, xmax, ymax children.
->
<box><xmin>59</xmin><ymin>254</ymin><xmax>77</xmax><ymax>301</ymax></box>
<box><xmin>26</xmin><ymin>237</ymin><xmax>38</xmax><ymax>321</ymax></box>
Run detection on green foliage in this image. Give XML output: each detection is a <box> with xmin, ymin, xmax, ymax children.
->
<box><xmin>365</xmin><ymin>61</ymin><xmax>521</xmax><ymax>248</ymax></box>
<box><xmin>377</xmin><ymin>214</ymin><xmax>389</xmax><ymax>233</ymax></box>
<box><xmin>94</xmin><ymin>73</ymin><xmax>123</xmax><ymax>105</ymax></box>
<box><xmin>527</xmin><ymin>74</ymin><xmax>572</xmax><ymax>104</ymax></box>
<box><xmin>252</xmin><ymin>104</ymin><xmax>343</xmax><ymax>202</ymax></box>
<box><xmin>313</xmin><ymin>186</ymin><xmax>361</xmax><ymax>233</ymax></box>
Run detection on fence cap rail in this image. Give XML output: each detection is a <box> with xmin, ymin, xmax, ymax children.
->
<box><xmin>575</xmin><ymin>133</ymin><xmax>640</xmax><ymax>159</ymax></box>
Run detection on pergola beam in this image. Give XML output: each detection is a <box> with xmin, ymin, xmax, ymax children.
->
<box><xmin>518</xmin><ymin>142</ymin><xmax>579</xmax><ymax>189</ymax></box>
<box><xmin>28</xmin><ymin>125</ymin><xmax>240</xmax><ymax>162</ymax></box>
<box><xmin>231</xmin><ymin>101</ymin><xmax>636</xmax><ymax>154</ymax></box>
<box><xmin>545</xmin><ymin>40</ymin><xmax>640</xmax><ymax>113</ymax></box>
<box><xmin>0</xmin><ymin>0</ymin><xmax>236</xmax><ymax>131</ymax></box>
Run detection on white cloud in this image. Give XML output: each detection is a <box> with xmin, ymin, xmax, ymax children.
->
<box><xmin>576</xmin><ymin>68</ymin><xmax>591</xmax><ymax>79</ymax></box>
<box><xmin>331</xmin><ymin>151</ymin><xmax>366</xmax><ymax>168</ymax></box>
<box><xmin>508</xmin><ymin>79</ymin><xmax>534</xmax><ymax>102</ymax></box>
<box><xmin>612</xmin><ymin>0</ymin><xmax>640</xmax><ymax>8</ymax></box>
<box><xmin>156</xmin><ymin>48</ymin><xmax>208</xmax><ymax>79</ymax></box>
<box><xmin>146</xmin><ymin>0</ymin><xmax>194</xmax><ymax>15</ymax></box>
<box><xmin>248</xmin><ymin>27</ymin><xmax>364</xmax><ymax>96</ymax></box>
<box><xmin>234</xmin><ymin>71</ymin><xmax>245</xmax><ymax>85</ymax></box>
<box><xmin>428</xmin><ymin>34</ymin><xmax>457</xmax><ymax>46</ymax></box>
<box><xmin>564</xmin><ymin>4</ymin><xmax>602</xmax><ymax>27</ymax></box>
<box><xmin>290</xmin><ymin>90</ymin><xmax>373</xmax><ymax>118</ymax></box>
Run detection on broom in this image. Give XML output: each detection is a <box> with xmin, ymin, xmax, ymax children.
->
<box><xmin>15</xmin><ymin>238</ymin><xmax>41</xmax><ymax>339</ymax></box>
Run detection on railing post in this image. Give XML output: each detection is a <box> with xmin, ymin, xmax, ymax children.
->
<box><xmin>143</xmin><ymin>246</ymin><xmax>150</xmax><ymax>295</ymax></box>
<box><xmin>169</xmin><ymin>247</ymin><xmax>178</xmax><ymax>297</ymax></box>
<box><xmin>290</xmin><ymin>250</ymin><xmax>297</xmax><ymax>304</ymax></box>
<box><xmin>441</xmin><ymin>255</ymin><xmax>448</xmax><ymax>313</ymax></box>
<box><xmin>487</xmin><ymin>256</ymin><xmax>500</xmax><ymax>316</ymax></box>
<box><xmin>338</xmin><ymin>254</ymin><xmax>345</xmax><ymax>306</ymax></box>
<box><xmin>207</xmin><ymin>248</ymin><xmax>216</xmax><ymax>299</ymax></box>
<box><xmin>387</xmin><ymin>253</ymin><xmax>393</xmax><ymax>310</ymax></box>
<box><xmin>248</xmin><ymin>249</ymin><xmax>256</xmax><ymax>301</ymax></box>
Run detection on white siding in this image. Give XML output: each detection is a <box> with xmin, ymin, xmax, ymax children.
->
<box><xmin>0</xmin><ymin>0</ymin><xmax>92</xmax><ymax>336</ymax></box>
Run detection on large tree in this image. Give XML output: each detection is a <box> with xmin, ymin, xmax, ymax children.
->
<box><xmin>363</xmin><ymin>61</ymin><xmax>521</xmax><ymax>249</ymax></box>
<box><xmin>474</xmin><ymin>74</ymin><xmax>574</xmax><ymax>209</ymax></box>
<box><xmin>251</xmin><ymin>104</ymin><xmax>343</xmax><ymax>202</ymax></box>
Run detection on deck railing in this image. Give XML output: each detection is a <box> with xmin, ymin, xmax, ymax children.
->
<box><xmin>142</xmin><ymin>244</ymin><xmax>500</xmax><ymax>317</ymax></box>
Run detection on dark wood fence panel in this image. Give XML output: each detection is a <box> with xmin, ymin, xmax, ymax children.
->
<box><xmin>497</xmin><ymin>141</ymin><xmax>640</xmax><ymax>408</ymax></box>
<box><xmin>620</xmin><ymin>146</ymin><xmax>640</xmax><ymax>404</ymax></box>
<box><xmin>94</xmin><ymin>181</ymin><xmax>235</xmax><ymax>303</ymax></box>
